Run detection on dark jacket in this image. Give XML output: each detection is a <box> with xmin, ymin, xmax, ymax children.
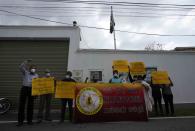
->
<box><xmin>161</xmin><ymin>77</ymin><xmax>173</xmax><ymax>95</ymax></box>
<box><xmin>62</xmin><ymin>77</ymin><xmax>76</xmax><ymax>82</ymax></box>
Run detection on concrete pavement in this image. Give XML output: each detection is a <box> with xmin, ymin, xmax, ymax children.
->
<box><xmin>0</xmin><ymin>117</ymin><xmax>195</xmax><ymax>131</ymax></box>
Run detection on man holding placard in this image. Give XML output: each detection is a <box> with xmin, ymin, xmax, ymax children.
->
<box><xmin>17</xmin><ymin>59</ymin><xmax>39</xmax><ymax>126</ymax></box>
<box><xmin>60</xmin><ymin>71</ymin><xmax>76</xmax><ymax>122</ymax></box>
<box><xmin>37</xmin><ymin>69</ymin><xmax>53</xmax><ymax>123</ymax></box>
<box><xmin>128</xmin><ymin>62</ymin><xmax>146</xmax><ymax>82</ymax></box>
<box><xmin>112</xmin><ymin>60</ymin><xmax>129</xmax><ymax>83</ymax></box>
<box><xmin>151</xmin><ymin>71</ymin><xmax>172</xmax><ymax>116</ymax></box>
<box><xmin>161</xmin><ymin>77</ymin><xmax>174</xmax><ymax>116</ymax></box>
<box><xmin>129</xmin><ymin>62</ymin><xmax>154</xmax><ymax>114</ymax></box>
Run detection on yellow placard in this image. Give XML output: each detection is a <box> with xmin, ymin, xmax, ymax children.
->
<box><xmin>151</xmin><ymin>71</ymin><xmax>170</xmax><ymax>84</ymax></box>
<box><xmin>32</xmin><ymin>77</ymin><xmax>54</xmax><ymax>96</ymax></box>
<box><xmin>55</xmin><ymin>81</ymin><xmax>76</xmax><ymax>99</ymax></box>
<box><xmin>112</xmin><ymin>60</ymin><xmax>129</xmax><ymax>72</ymax></box>
<box><xmin>130</xmin><ymin>62</ymin><xmax>146</xmax><ymax>75</ymax></box>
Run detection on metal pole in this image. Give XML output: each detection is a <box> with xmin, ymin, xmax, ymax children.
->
<box><xmin>113</xmin><ymin>29</ymin><xmax>116</xmax><ymax>51</ymax></box>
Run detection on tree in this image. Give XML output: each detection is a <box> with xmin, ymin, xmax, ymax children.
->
<box><xmin>145</xmin><ymin>41</ymin><xmax>163</xmax><ymax>51</ymax></box>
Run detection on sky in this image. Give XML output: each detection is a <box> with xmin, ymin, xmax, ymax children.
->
<box><xmin>1</xmin><ymin>0</ymin><xmax>195</xmax><ymax>50</ymax></box>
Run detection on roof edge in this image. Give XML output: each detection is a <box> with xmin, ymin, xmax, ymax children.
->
<box><xmin>0</xmin><ymin>25</ymin><xmax>79</xmax><ymax>29</ymax></box>
<box><xmin>77</xmin><ymin>48</ymin><xmax>195</xmax><ymax>54</ymax></box>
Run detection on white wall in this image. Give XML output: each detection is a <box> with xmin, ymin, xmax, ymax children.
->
<box><xmin>68</xmin><ymin>49</ymin><xmax>195</xmax><ymax>104</ymax></box>
<box><xmin>1</xmin><ymin>25</ymin><xmax>194</xmax><ymax>104</ymax></box>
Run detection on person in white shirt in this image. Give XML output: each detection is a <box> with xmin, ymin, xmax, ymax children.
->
<box><xmin>17</xmin><ymin>59</ymin><xmax>39</xmax><ymax>126</ymax></box>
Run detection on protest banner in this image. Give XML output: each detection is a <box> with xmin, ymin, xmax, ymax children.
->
<box><xmin>130</xmin><ymin>62</ymin><xmax>146</xmax><ymax>75</ymax></box>
<box><xmin>55</xmin><ymin>81</ymin><xmax>76</xmax><ymax>98</ymax></box>
<box><xmin>32</xmin><ymin>77</ymin><xmax>54</xmax><ymax>96</ymax></box>
<box><xmin>74</xmin><ymin>83</ymin><xmax>148</xmax><ymax>123</ymax></box>
<box><xmin>112</xmin><ymin>60</ymin><xmax>129</xmax><ymax>73</ymax></box>
<box><xmin>151</xmin><ymin>71</ymin><xmax>171</xmax><ymax>84</ymax></box>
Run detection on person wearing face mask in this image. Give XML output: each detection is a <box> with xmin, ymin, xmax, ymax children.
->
<box><xmin>37</xmin><ymin>69</ymin><xmax>53</xmax><ymax>123</ymax></box>
<box><xmin>17</xmin><ymin>60</ymin><xmax>39</xmax><ymax>126</ymax></box>
<box><xmin>60</xmin><ymin>71</ymin><xmax>76</xmax><ymax>122</ymax></box>
<box><xmin>109</xmin><ymin>70</ymin><xmax>122</xmax><ymax>83</ymax></box>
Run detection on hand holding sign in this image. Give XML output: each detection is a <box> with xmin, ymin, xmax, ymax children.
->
<box><xmin>151</xmin><ymin>71</ymin><xmax>171</xmax><ymax>85</ymax></box>
<box><xmin>129</xmin><ymin>62</ymin><xmax>146</xmax><ymax>76</ymax></box>
<box><xmin>112</xmin><ymin>60</ymin><xmax>129</xmax><ymax>73</ymax></box>
<box><xmin>32</xmin><ymin>77</ymin><xmax>55</xmax><ymax>96</ymax></box>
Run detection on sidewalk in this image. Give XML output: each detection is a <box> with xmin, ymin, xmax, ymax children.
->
<box><xmin>0</xmin><ymin>110</ymin><xmax>62</xmax><ymax>121</ymax></box>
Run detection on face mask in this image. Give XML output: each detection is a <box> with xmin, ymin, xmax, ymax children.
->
<box><xmin>46</xmin><ymin>73</ymin><xmax>51</xmax><ymax>77</ymax></box>
<box><xmin>30</xmin><ymin>68</ymin><xmax>36</xmax><ymax>73</ymax></box>
<box><xmin>113</xmin><ymin>73</ymin><xmax>118</xmax><ymax>78</ymax></box>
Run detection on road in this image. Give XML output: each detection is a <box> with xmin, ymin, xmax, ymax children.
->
<box><xmin>0</xmin><ymin>117</ymin><xmax>195</xmax><ymax>131</ymax></box>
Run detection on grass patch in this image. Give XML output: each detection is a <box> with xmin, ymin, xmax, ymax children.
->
<box><xmin>149</xmin><ymin>108</ymin><xmax>195</xmax><ymax>117</ymax></box>
<box><xmin>174</xmin><ymin>108</ymin><xmax>195</xmax><ymax>116</ymax></box>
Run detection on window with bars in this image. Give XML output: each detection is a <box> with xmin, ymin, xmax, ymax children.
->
<box><xmin>90</xmin><ymin>71</ymin><xmax>102</xmax><ymax>82</ymax></box>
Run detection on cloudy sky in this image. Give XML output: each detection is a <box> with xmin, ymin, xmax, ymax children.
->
<box><xmin>1</xmin><ymin>0</ymin><xmax>195</xmax><ymax>50</ymax></box>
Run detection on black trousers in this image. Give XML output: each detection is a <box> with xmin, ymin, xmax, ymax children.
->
<box><xmin>18</xmin><ymin>86</ymin><xmax>34</xmax><ymax>123</ymax></box>
<box><xmin>37</xmin><ymin>94</ymin><xmax>52</xmax><ymax>120</ymax></box>
<box><xmin>163</xmin><ymin>94</ymin><xmax>174</xmax><ymax>115</ymax></box>
<box><xmin>153</xmin><ymin>96</ymin><xmax>163</xmax><ymax>115</ymax></box>
<box><xmin>61</xmin><ymin>98</ymin><xmax>73</xmax><ymax>121</ymax></box>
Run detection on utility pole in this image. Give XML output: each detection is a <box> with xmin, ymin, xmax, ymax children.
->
<box><xmin>110</xmin><ymin>6</ymin><xmax>116</xmax><ymax>51</ymax></box>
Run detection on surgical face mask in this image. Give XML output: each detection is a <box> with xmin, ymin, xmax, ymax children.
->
<box><xmin>30</xmin><ymin>68</ymin><xmax>36</xmax><ymax>73</ymax></box>
<box><xmin>46</xmin><ymin>73</ymin><xmax>51</xmax><ymax>77</ymax></box>
<box><xmin>113</xmin><ymin>73</ymin><xmax>118</xmax><ymax>78</ymax></box>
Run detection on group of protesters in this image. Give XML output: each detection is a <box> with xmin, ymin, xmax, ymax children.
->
<box><xmin>17</xmin><ymin>59</ymin><xmax>174</xmax><ymax>126</ymax></box>
<box><xmin>109</xmin><ymin>68</ymin><xmax>175</xmax><ymax>117</ymax></box>
<box><xmin>17</xmin><ymin>60</ymin><xmax>75</xmax><ymax>126</ymax></box>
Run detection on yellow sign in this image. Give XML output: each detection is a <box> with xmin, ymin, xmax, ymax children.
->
<box><xmin>113</xmin><ymin>60</ymin><xmax>129</xmax><ymax>72</ymax></box>
<box><xmin>55</xmin><ymin>81</ymin><xmax>76</xmax><ymax>99</ymax></box>
<box><xmin>151</xmin><ymin>71</ymin><xmax>170</xmax><ymax>84</ymax></box>
<box><xmin>130</xmin><ymin>62</ymin><xmax>146</xmax><ymax>75</ymax></box>
<box><xmin>32</xmin><ymin>77</ymin><xmax>54</xmax><ymax>96</ymax></box>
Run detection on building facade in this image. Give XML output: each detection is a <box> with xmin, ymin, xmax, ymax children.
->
<box><xmin>0</xmin><ymin>25</ymin><xmax>195</xmax><ymax>108</ymax></box>
<box><xmin>0</xmin><ymin>25</ymin><xmax>80</xmax><ymax>108</ymax></box>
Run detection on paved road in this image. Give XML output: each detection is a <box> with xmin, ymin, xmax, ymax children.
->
<box><xmin>0</xmin><ymin>117</ymin><xmax>195</xmax><ymax>131</ymax></box>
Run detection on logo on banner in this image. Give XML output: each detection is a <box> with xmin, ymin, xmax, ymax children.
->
<box><xmin>76</xmin><ymin>87</ymin><xmax>103</xmax><ymax>115</ymax></box>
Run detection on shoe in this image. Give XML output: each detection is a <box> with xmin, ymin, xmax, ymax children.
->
<box><xmin>16</xmin><ymin>122</ymin><xmax>23</xmax><ymax>127</ymax></box>
<box><xmin>69</xmin><ymin>118</ymin><xmax>73</xmax><ymax>122</ymax></box>
<box><xmin>36</xmin><ymin>119</ymin><xmax>42</xmax><ymax>123</ymax></box>
<box><xmin>27</xmin><ymin>121</ymin><xmax>34</xmax><ymax>125</ymax></box>
<box><xmin>45</xmin><ymin>118</ymin><xmax>52</xmax><ymax>121</ymax></box>
<box><xmin>160</xmin><ymin>112</ymin><xmax>164</xmax><ymax>116</ymax></box>
<box><xmin>171</xmin><ymin>113</ymin><xmax>176</xmax><ymax>117</ymax></box>
<box><xmin>59</xmin><ymin>120</ymin><xmax>64</xmax><ymax>123</ymax></box>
